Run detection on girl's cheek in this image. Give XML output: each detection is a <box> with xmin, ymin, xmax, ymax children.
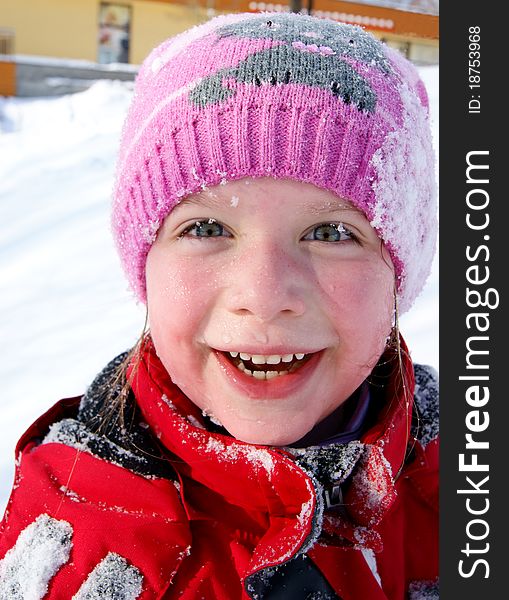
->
<box><xmin>321</xmin><ymin>259</ymin><xmax>392</xmax><ymax>308</ymax></box>
<box><xmin>148</xmin><ymin>252</ymin><xmax>212</xmax><ymax>315</ymax></box>
<box><xmin>320</xmin><ymin>258</ymin><xmax>394</xmax><ymax>348</ymax></box>
<box><xmin>147</xmin><ymin>250</ymin><xmax>226</xmax><ymax>368</ymax></box>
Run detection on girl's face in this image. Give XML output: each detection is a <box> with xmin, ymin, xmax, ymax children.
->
<box><xmin>146</xmin><ymin>177</ymin><xmax>394</xmax><ymax>446</ymax></box>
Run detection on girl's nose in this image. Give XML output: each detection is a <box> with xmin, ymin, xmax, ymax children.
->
<box><xmin>225</xmin><ymin>242</ymin><xmax>307</xmax><ymax>322</ymax></box>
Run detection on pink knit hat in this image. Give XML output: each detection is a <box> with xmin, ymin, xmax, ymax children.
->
<box><xmin>112</xmin><ymin>11</ymin><xmax>436</xmax><ymax>313</ymax></box>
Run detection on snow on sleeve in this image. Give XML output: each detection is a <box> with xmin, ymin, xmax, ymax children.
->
<box><xmin>0</xmin><ymin>514</ymin><xmax>73</xmax><ymax>600</ymax></box>
<box><xmin>72</xmin><ymin>552</ymin><xmax>143</xmax><ymax>600</ymax></box>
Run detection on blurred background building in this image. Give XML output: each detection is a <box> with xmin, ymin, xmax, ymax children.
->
<box><xmin>0</xmin><ymin>0</ymin><xmax>438</xmax><ymax>96</ymax></box>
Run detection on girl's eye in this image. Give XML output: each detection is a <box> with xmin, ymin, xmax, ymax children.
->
<box><xmin>303</xmin><ymin>223</ymin><xmax>355</xmax><ymax>242</ymax></box>
<box><xmin>180</xmin><ymin>219</ymin><xmax>229</xmax><ymax>238</ymax></box>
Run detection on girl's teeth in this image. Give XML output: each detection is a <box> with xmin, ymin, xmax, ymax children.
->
<box><xmin>228</xmin><ymin>351</ymin><xmax>308</xmax><ymax>364</ymax></box>
<box><xmin>236</xmin><ymin>367</ymin><xmax>289</xmax><ymax>379</ymax></box>
<box><xmin>266</xmin><ymin>355</ymin><xmax>282</xmax><ymax>365</ymax></box>
<box><xmin>227</xmin><ymin>350</ymin><xmax>310</xmax><ymax>379</ymax></box>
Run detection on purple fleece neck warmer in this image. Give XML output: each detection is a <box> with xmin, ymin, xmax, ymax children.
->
<box><xmin>112</xmin><ymin>11</ymin><xmax>437</xmax><ymax>312</ymax></box>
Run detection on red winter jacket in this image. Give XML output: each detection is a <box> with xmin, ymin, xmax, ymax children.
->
<box><xmin>0</xmin><ymin>339</ymin><xmax>438</xmax><ymax>599</ymax></box>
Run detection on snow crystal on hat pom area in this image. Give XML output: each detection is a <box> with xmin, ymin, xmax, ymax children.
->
<box><xmin>370</xmin><ymin>77</ymin><xmax>437</xmax><ymax>314</ymax></box>
<box><xmin>0</xmin><ymin>514</ymin><xmax>73</xmax><ymax>600</ymax></box>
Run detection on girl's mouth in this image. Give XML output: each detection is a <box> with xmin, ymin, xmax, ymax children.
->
<box><xmin>212</xmin><ymin>348</ymin><xmax>324</xmax><ymax>399</ymax></box>
<box><xmin>222</xmin><ymin>351</ymin><xmax>313</xmax><ymax>380</ymax></box>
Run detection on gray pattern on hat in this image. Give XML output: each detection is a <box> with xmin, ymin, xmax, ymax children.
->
<box><xmin>189</xmin><ymin>44</ymin><xmax>378</xmax><ymax>112</ymax></box>
<box><xmin>217</xmin><ymin>13</ymin><xmax>390</xmax><ymax>73</ymax></box>
<box><xmin>189</xmin><ymin>14</ymin><xmax>391</xmax><ymax>112</ymax></box>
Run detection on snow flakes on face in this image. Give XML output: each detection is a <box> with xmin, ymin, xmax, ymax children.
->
<box><xmin>0</xmin><ymin>514</ymin><xmax>73</xmax><ymax>600</ymax></box>
<box><xmin>370</xmin><ymin>80</ymin><xmax>437</xmax><ymax>313</ymax></box>
<box><xmin>72</xmin><ymin>552</ymin><xmax>143</xmax><ymax>600</ymax></box>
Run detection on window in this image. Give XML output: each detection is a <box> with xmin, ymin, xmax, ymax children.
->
<box><xmin>98</xmin><ymin>3</ymin><xmax>131</xmax><ymax>64</ymax></box>
<box><xmin>0</xmin><ymin>28</ymin><xmax>15</xmax><ymax>55</ymax></box>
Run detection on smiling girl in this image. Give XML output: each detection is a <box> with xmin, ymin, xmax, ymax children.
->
<box><xmin>147</xmin><ymin>178</ymin><xmax>395</xmax><ymax>447</ymax></box>
<box><xmin>0</xmin><ymin>11</ymin><xmax>438</xmax><ymax>600</ymax></box>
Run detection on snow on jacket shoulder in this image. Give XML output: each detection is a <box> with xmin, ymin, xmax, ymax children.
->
<box><xmin>0</xmin><ymin>341</ymin><xmax>438</xmax><ymax>600</ymax></box>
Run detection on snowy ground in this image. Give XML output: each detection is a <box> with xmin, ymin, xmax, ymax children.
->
<box><xmin>0</xmin><ymin>66</ymin><xmax>438</xmax><ymax>513</ymax></box>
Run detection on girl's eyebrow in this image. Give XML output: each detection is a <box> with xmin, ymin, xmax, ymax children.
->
<box><xmin>303</xmin><ymin>202</ymin><xmax>363</xmax><ymax>216</ymax></box>
<box><xmin>172</xmin><ymin>192</ymin><xmax>224</xmax><ymax>214</ymax></box>
<box><xmin>174</xmin><ymin>191</ymin><xmax>362</xmax><ymax>216</ymax></box>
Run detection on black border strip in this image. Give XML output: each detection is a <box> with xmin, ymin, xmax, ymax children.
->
<box><xmin>440</xmin><ymin>3</ymin><xmax>505</xmax><ymax>596</ymax></box>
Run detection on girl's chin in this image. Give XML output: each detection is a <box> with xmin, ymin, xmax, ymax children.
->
<box><xmin>220</xmin><ymin>419</ymin><xmax>313</xmax><ymax>447</ymax></box>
